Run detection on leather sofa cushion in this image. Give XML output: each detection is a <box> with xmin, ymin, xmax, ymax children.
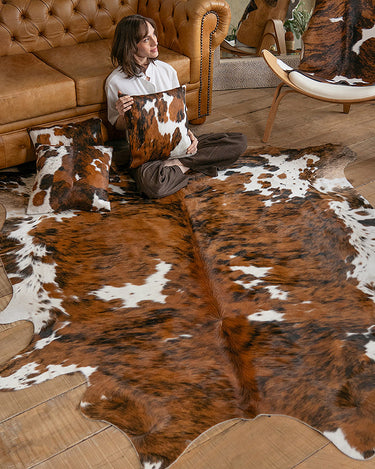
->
<box><xmin>34</xmin><ymin>40</ymin><xmax>114</xmax><ymax>107</ymax></box>
<box><xmin>0</xmin><ymin>54</ymin><xmax>76</xmax><ymax>125</ymax></box>
<box><xmin>34</xmin><ymin>41</ymin><xmax>191</xmax><ymax>107</ymax></box>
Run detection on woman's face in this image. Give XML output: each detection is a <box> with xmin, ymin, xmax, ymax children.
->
<box><xmin>135</xmin><ymin>21</ymin><xmax>158</xmax><ymax>65</ymax></box>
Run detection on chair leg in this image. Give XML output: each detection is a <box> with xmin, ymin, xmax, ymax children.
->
<box><xmin>343</xmin><ymin>103</ymin><xmax>351</xmax><ymax>114</ymax></box>
<box><xmin>262</xmin><ymin>83</ymin><xmax>295</xmax><ymax>143</ymax></box>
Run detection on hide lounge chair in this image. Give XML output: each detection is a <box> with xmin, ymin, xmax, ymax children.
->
<box><xmin>261</xmin><ymin>0</ymin><xmax>375</xmax><ymax>143</ymax></box>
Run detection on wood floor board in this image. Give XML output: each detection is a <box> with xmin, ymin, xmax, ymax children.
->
<box><xmin>346</xmin><ymin>158</ymin><xmax>375</xmax><ymax>188</ymax></box>
<box><xmin>0</xmin><ymin>321</ymin><xmax>33</xmax><ymax>367</ymax></box>
<box><xmin>0</xmin><ymin>373</ymin><xmax>86</xmax><ymax>422</ymax></box>
<box><xmin>259</xmin><ymin>106</ymin><xmax>375</xmax><ymax>150</ymax></box>
<box><xmin>261</xmin><ymin>90</ymin><xmax>375</xmax><ymax>119</ymax></box>
<box><xmin>211</xmin><ymin>88</ymin><xmax>273</xmax><ymax>109</ymax></box>
<box><xmin>353</xmin><ymin>181</ymin><xmax>375</xmax><ymax>207</ymax></box>
<box><xmin>33</xmin><ymin>427</ymin><xmax>141</xmax><ymax>469</ymax></box>
<box><xmin>192</xmin><ymin>116</ymin><xmax>246</xmax><ymax>135</ymax></box>
<box><xmin>348</xmin><ymin>136</ymin><xmax>375</xmax><ymax>162</ymax></box>
<box><xmin>199</xmin><ymin>91</ymin><xmax>374</xmax><ymax>151</ymax></box>
<box><xmin>0</xmin><ymin>293</ymin><xmax>11</xmax><ymax>312</ymax></box>
<box><xmin>0</xmin><ymin>87</ymin><xmax>374</xmax><ymax>468</ymax></box>
<box><xmin>170</xmin><ymin>416</ymin><xmax>330</xmax><ymax>469</ymax></box>
<box><xmin>259</xmin><ymin>91</ymin><xmax>338</xmax><ymax>117</ymax></box>
<box><xmin>0</xmin><ymin>262</ymin><xmax>12</xmax><ymax>303</ymax></box>
<box><xmin>292</xmin><ymin>116</ymin><xmax>375</xmax><ymax>150</ymax></box>
<box><xmin>0</xmin><ymin>435</ymin><xmax>17</xmax><ymax>469</ymax></box>
<box><xmin>0</xmin><ymin>196</ymin><xmax>17</xmax><ymax>313</ymax></box>
<box><xmin>181</xmin><ymin>419</ymin><xmax>240</xmax><ymax>452</ymax></box>
<box><xmin>0</xmin><ymin>384</ymin><xmax>108</xmax><ymax>468</ymax></box>
<box><xmin>212</xmin><ymin>90</ymin><xmax>281</xmax><ymax>116</ymax></box>
<box><xmin>295</xmin><ymin>443</ymin><xmax>375</xmax><ymax>468</ymax></box>
<box><xmin>0</xmin><ymin>277</ymin><xmax>12</xmax><ymax>300</ymax></box>
<box><xmin>228</xmin><ymin>91</ymin><xmax>375</xmax><ymax>151</ymax></box>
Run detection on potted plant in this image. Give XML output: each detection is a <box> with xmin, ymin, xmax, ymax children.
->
<box><xmin>225</xmin><ymin>25</ymin><xmax>238</xmax><ymax>44</ymax></box>
<box><xmin>284</xmin><ymin>0</ymin><xmax>313</xmax><ymax>52</ymax></box>
<box><xmin>284</xmin><ymin>22</ymin><xmax>295</xmax><ymax>52</ymax></box>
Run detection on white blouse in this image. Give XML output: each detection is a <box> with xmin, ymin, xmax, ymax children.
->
<box><xmin>105</xmin><ymin>60</ymin><xmax>180</xmax><ymax>125</ymax></box>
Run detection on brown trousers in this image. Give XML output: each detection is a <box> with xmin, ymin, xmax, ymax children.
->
<box><xmin>129</xmin><ymin>132</ymin><xmax>247</xmax><ymax>198</ymax></box>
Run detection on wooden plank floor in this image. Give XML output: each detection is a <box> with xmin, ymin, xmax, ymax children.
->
<box><xmin>1</xmin><ymin>87</ymin><xmax>375</xmax><ymax>468</ymax></box>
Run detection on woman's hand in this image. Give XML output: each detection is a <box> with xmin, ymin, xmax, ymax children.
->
<box><xmin>187</xmin><ymin>130</ymin><xmax>198</xmax><ymax>154</ymax></box>
<box><xmin>116</xmin><ymin>93</ymin><xmax>134</xmax><ymax>115</ymax></box>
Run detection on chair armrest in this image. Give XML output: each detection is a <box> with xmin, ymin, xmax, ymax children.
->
<box><xmin>262</xmin><ymin>49</ymin><xmax>294</xmax><ymax>86</ymax></box>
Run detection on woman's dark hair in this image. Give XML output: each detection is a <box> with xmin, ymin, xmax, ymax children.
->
<box><xmin>111</xmin><ymin>14</ymin><xmax>158</xmax><ymax>78</ymax></box>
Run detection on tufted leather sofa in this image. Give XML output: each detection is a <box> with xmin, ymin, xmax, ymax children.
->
<box><xmin>0</xmin><ymin>0</ymin><xmax>230</xmax><ymax>169</ymax></box>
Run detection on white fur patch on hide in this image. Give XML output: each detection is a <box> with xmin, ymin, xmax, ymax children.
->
<box><xmin>93</xmin><ymin>259</ymin><xmax>172</xmax><ymax>307</ymax></box>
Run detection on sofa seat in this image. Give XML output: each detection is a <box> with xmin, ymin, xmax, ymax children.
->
<box><xmin>34</xmin><ymin>40</ymin><xmax>114</xmax><ymax>106</ymax></box>
<box><xmin>35</xmin><ymin>40</ymin><xmax>192</xmax><ymax>107</ymax></box>
<box><xmin>0</xmin><ymin>53</ymin><xmax>76</xmax><ymax>125</ymax></box>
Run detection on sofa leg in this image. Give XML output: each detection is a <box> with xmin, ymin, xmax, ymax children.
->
<box><xmin>189</xmin><ymin>116</ymin><xmax>207</xmax><ymax>125</ymax></box>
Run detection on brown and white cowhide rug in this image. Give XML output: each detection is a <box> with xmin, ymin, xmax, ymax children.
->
<box><xmin>1</xmin><ymin>144</ymin><xmax>375</xmax><ymax>467</ymax></box>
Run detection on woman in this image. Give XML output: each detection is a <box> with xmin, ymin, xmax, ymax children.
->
<box><xmin>105</xmin><ymin>14</ymin><xmax>247</xmax><ymax>198</ymax></box>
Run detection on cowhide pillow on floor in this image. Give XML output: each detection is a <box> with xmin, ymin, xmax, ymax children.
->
<box><xmin>27</xmin><ymin>145</ymin><xmax>112</xmax><ymax>214</ymax></box>
<box><xmin>123</xmin><ymin>86</ymin><xmax>192</xmax><ymax>169</ymax></box>
<box><xmin>28</xmin><ymin>118</ymin><xmax>105</xmax><ymax>148</ymax></box>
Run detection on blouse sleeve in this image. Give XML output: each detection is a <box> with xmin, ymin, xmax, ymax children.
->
<box><xmin>105</xmin><ymin>76</ymin><xmax>120</xmax><ymax>126</ymax></box>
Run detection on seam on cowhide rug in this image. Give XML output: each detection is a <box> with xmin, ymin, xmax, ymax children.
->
<box><xmin>0</xmin><ymin>144</ymin><xmax>375</xmax><ymax>467</ymax></box>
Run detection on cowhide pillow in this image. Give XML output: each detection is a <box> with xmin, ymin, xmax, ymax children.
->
<box><xmin>28</xmin><ymin>118</ymin><xmax>104</xmax><ymax>148</ymax></box>
<box><xmin>27</xmin><ymin>145</ymin><xmax>112</xmax><ymax>215</ymax></box>
<box><xmin>123</xmin><ymin>86</ymin><xmax>192</xmax><ymax>169</ymax></box>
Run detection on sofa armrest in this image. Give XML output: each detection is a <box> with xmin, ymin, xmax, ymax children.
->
<box><xmin>138</xmin><ymin>0</ymin><xmax>231</xmax><ymax>120</ymax></box>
